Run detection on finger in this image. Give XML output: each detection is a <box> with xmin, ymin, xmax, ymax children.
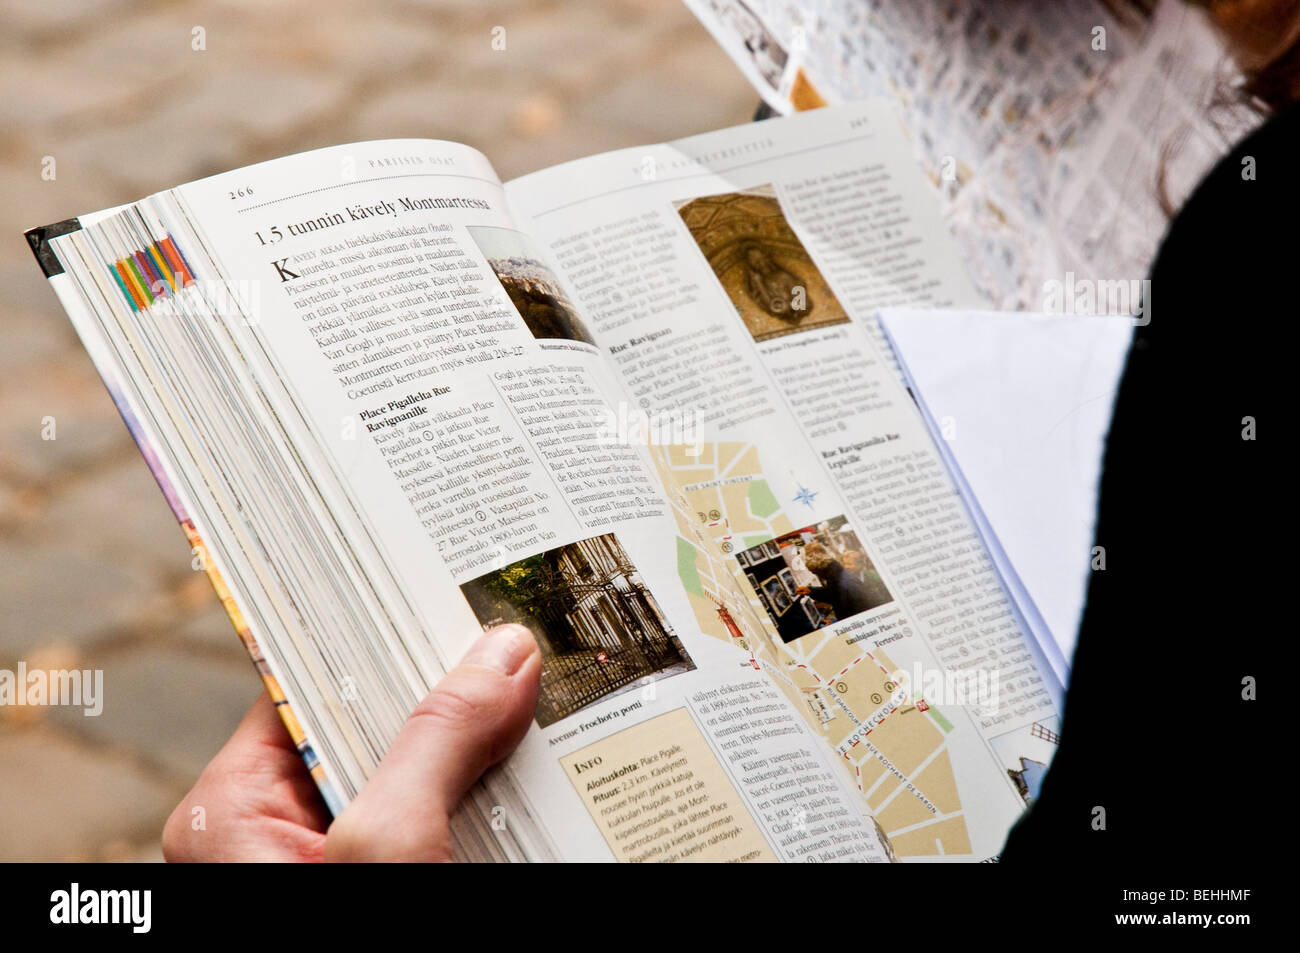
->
<box><xmin>225</xmin><ymin>693</ymin><xmax>334</xmax><ymax>829</ymax></box>
<box><xmin>364</xmin><ymin>623</ymin><xmax>540</xmax><ymax>818</ymax></box>
<box><xmin>235</xmin><ymin>691</ymin><xmax>303</xmax><ymax>752</ymax></box>
<box><xmin>326</xmin><ymin>624</ymin><xmax>540</xmax><ymax>860</ymax></box>
<box><xmin>163</xmin><ymin>694</ymin><xmax>330</xmax><ymax>861</ymax></box>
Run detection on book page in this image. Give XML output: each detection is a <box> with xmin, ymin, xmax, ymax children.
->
<box><xmin>506</xmin><ymin>101</ymin><xmax>1065</xmax><ymax>860</ymax></box>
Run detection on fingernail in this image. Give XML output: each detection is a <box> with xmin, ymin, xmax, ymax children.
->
<box><xmin>461</xmin><ymin>625</ymin><xmax>533</xmax><ymax>676</ymax></box>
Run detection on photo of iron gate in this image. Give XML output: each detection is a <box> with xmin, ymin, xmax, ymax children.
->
<box><xmin>460</xmin><ymin>534</ymin><xmax>695</xmax><ymax>727</ymax></box>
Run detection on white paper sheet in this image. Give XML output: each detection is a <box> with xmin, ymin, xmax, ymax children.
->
<box><xmin>879</xmin><ymin>309</ymin><xmax>1133</xmax><ymax>681</ymax></box>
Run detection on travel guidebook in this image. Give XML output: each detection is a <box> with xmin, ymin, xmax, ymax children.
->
<box><xmin>26</xmin><ymin>101</ymin><xmax>1066</xmax><ymax>862</ymax></box>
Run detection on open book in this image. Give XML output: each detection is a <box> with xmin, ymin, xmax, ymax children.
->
<box><xmin>26</xmin><ymin>101</ymin><xmax>1065</xmax><ymax>862</ymax></box>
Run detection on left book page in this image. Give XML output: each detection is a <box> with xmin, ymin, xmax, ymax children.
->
<box><xmin>39</xmin><ymin>139</ymin><xmax>571</xmax><ymax>860</ymax></box>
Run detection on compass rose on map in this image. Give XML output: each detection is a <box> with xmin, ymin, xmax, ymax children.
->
<box><xmin>793</xmin><ymin>484</ymin><xmax>819</xmax><ymax>509</ymax></box>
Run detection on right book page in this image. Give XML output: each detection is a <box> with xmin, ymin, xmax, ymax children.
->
<box><xmin>506</xmin><ymin>101</ymin><xmax>1067</xmax><ymax>860</ymax></box>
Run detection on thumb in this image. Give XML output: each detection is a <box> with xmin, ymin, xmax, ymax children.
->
<box><xmin>325</xmin><ymin>623</ymin><xmax>541</xmax><ymax>861</ymax></box>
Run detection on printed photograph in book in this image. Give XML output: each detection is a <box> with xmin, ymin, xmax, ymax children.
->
<box><xmin>675</xmin><ymin>185</ymin><xmax>848</xmax><ymax>342</ymax></box>
<box><xmin>734</xmin><ymin>515</ymin><xmax>892</xmax><ymax>644</ymax></box>
<box><xmin>989</xmin><ymin>718</ymin><xmax>1062</xmax><ymax>805</ymax></box>
<box><xmin>460</xmin><ymin>533</ymin><xmax>696</xmax><ymax>728</ymax></box>
<box><xmin>466</xmin><ymin>224</ymin><xmax>597</xmax><ymax>345</ymax></box>
<box><xmin>712</xmin><ymin>0</ymin><xmax>788</xmax><ymax>90</ymax></box>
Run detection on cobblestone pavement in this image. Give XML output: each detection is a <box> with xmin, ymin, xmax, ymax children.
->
<box><xmin>0</xmin><ymin>0</ymin><xmax>755</xmax><ymax>861</ymax></box>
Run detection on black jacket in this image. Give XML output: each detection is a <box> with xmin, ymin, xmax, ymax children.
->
<box><xmin>1000</xmin><ymin>105</ymin><xmax>1288</xmax><ymax>870</ymax></box>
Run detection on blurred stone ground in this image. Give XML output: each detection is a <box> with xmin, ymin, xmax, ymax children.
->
<box><xmin>0</xmin><ymin>0</ymin><xmax>754</xmax><ymax>861</ymax></box>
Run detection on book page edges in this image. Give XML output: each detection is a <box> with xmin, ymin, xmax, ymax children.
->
<box><xmin>34</xmin><ymin>252</ymin><xmax>348</xmax><ymax>817</ymax></box>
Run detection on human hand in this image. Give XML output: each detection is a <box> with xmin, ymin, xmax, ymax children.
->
<box><xmin>162</xmin><ymin>623</ymin><xmax>541</xmax><ymax>862</ymax></box>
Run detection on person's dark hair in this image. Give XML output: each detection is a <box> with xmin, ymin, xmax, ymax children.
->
<box><xmin>1195</xmin><ymin>0</ymin><xmax>1300</xmax><ymax>110</ymax></box>
<box><xmin>1147</xmin><ymin>1</ymin><xmax>1300</xmax><ymax>213</ymax></box>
